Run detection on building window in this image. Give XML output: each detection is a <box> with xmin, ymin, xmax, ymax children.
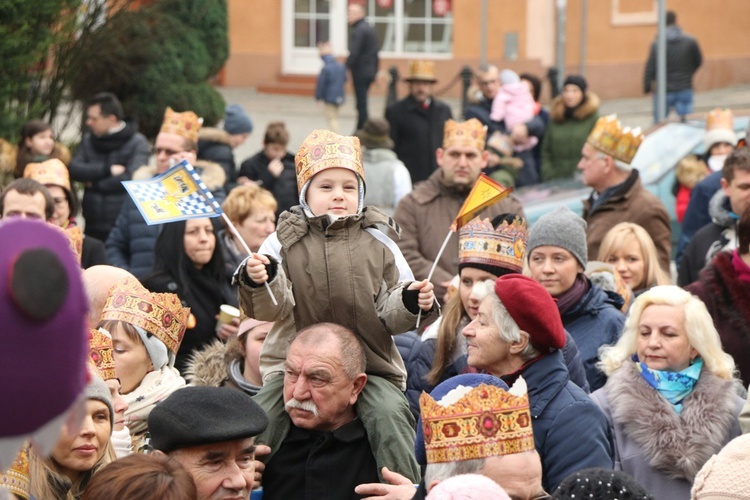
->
<box><xmin>293</xmin><ymin>0</ymin><xmax>330</xmax><ymax>48</ymax></box>
<box><xmin>366</xmin><ymin>0</ymin><xmax>453</xmax><ymax>55</ymax></box>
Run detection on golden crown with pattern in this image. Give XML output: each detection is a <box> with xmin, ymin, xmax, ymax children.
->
<box><xmin>295</xmin><ymin>129</ymin><xmax>364</xmax><ymax>191</ymax></box>
<box><xmin>89</xmin><ymin>328</ymin><xmax>116</xmax><ymax>381</ymax></box>
<box><xmin>100</xmin><ymin>277</ymin><xmax>190</xmax><ymax>354</ymax></box>
<box><xmin>23</xmin><ymin>158</ymin><xmax>71</xmax><ymax>191</ymax></box>
<box><xmin>706</xmin><ymin>108</ymin><xmax>734</xmax><ymax>132</ymax></box>
<box><xmin>443</xmin><ymin>119</ymin><xmax>487</xmax><ymax>152</ymax></box>
<box><xmin>0</xmin><ymin>447</ymin><xmax>29</xmax><ymax>499</ymax></box>
<box><xmin>586</xmin><ymin>114</ymin><xmax>643</xmax><ymax>164</ymax></box>
<box><xmin>405</xmin><ymin>60</ymin><xmax>437</xmax><ymax>82</ymax></box>
<box><xmin>419</xmin><ymin>379</ymin><xmax>535</xmax><ymax>464</ymax></box>
<box><xmin>459</xmin><ymin>216</ymin><xmax>528</xmax><ymax>274</ymax></box>
<box><xmin>160</xmin><ymin>107</ymin><xmax>203</xmax><ymax>144</ymax></box>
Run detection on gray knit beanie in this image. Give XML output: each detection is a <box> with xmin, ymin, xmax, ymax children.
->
<box><xmin>527</xmin><ymin>206</ymin><xmax>588</xmax><ymax>268</ymax></box>
<box><xmin>87</xmin><ymin>376</ymin><xmax>115</xmax><ymax>432</ymax></box>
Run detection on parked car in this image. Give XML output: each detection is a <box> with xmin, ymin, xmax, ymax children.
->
<box><xmin>515</xmin><ymin>115</ymin><xmax>750</xmax><ymax>256</ymax></box>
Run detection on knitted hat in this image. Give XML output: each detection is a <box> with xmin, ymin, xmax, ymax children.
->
<box><xmin>458</xmin><ymin>214</ymin><xmax>528</xmax><ymax>276</ymax></box>
<box><xmin>224</xmin><ymin>104</ymin><xmax>253</xmax><ymax>135</ymax></box>
<box><xmin>500</xmin><ymin>69</ymin><xmax>520</xmax><ymax>85</ymax></box>
<box><xmin>148</xmin><ymin>386</ymin><xmax>268</xmax><ymax>453</ymax></box>
<box><xmin>553</xmin><ymin>468</ymin><xmax>654</xmax><ymax>500</ymax></box>
<box><xmin>86</xmin><ymin>375</ymin><xmax>115</xmax><ymax>431</ymax></box>
<box><xmin>494</xmin><ymin>274</ymin><xmax>566</xmax><ymax>352</ymax></box>
<box><xmin>355</xmin><ymin>118</ymin><xmax>394</xmax><ymax>150</ymax></box>
<box><xmin>415</xmin><ymin>373</ymin><xmax>510</xmax><ymax>465</ymax></box>
<box><xmin>426</xmin><ymin>474</ymin><xmax>511</xmax><ymax>500</ymax></box>
<box><xmin>563</xmin><ymin>75</ymin><xmax>588</xmax><ymax>93</ymax></box>
<box><xmin>0</xmin><ymin>219</ymin><xmax>89</xmax><ymax>470</ymax></box>
<box><xmin>692</xmin><ymin>433</ymin><xmax>750</xmax><ymax>500</ymax></box>
<box><xmin>704</xmin><ymin>108</ymin><xmax>737</xmax><ymax>150</ymax></box>
<box><xmin>527</xmin><ymin>206</ymin><xmax>588</xmax><ymax>268</ymax></box>
<box><xmin>159</xmin><ymin>107</ymin><xmax>203</xmax><ymax>144</ymax></box>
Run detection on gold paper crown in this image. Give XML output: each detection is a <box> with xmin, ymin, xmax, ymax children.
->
<box><xmin>160</xmin><ymin>107</ymin><xmax>203</xmax><ymax>144</ymax></box>
<box><xmin>1</xmin><ymin>447</ymin><xmax>29</xmax><ymax>499</ymax></box>
<box><xmin>89</xmin><ymin>328</ymin><xmax>116</xmax><ymax>381</ymax></box>
<box><xmin>419</xmin><ymin>379</ymin><xmax>535</xmax><ymax>464</ymax></box>
<box><xmin>101</xmin><ymin>278</ymin><xmax>190</xmax><ymax>354</ymax></box>
<box><xmin>443</xmin><ymin>119</ymin><xmax>487</xmax><ymax>151</ymax></box>
<box><xmin>586</xmin><ymin>114</ymin><xmax>643</xmax><ymax>164</ymax></box>
<box><xmin>23</xmin><ymin>158</ymin><xmax>71</xmax><ymax>191</ymax></box>
<box><xmin>706</xmin><ymin>108</ymin><xmax>734</xmax><ymax>132</ymax></box>
<box><xmin>405</xmin><ymin>60</ymin><xmax>437</xmax><ymax>82</ymax></box>
<box><xmin>295</xmin><ymin>129</ymin><xmax>364</xmax><ymax>191</ymax></box>
<box><xmin>459</xmin><ymin>216</ymin><xmax>528</xmax><ymax>274</ymax></box>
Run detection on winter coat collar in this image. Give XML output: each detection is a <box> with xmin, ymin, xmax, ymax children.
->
<box><xmin>585</xmin><ymin>169</ymin><xmax>640</xmax><ymax>215</ymax></box>
<box><xmin>549</xmin><ymin>92</ymin><xmax>600</xmax><ymax>123</ymax></box>
<box><xmin>198</xmin><ymin>127</ymin><xmax>233</xmax><ymax>146</ymax></box>
<box><xmin>562</xmin><ymin>282</ymin><xmax>624</xmax><ymax>321</ymax></box>
<box><xmin>182</xmin><ymin>338</ymin><xmax>230</xmax><ymax>387</ymax></box>
<box><xmin>507</xmin><ymin>350</ymin><xmax>569</xmax><ymax>418</ymax></box>
<box><xmin>409</xmin><ymin>169</ymin><xmax>471</xmax><ymax>206</ymax></box>
<box><xmin>708</xmin><ymin>190</ymin><xmax>735</xmax><ymax>229</ymax></box>
<box><xmin>604</xmin><ymin>361</ymin><xmax>739</xmax><ymax>481</ymax></box>
<box><xmin>276</xmin><ymin>205</ymin><xmax>401</xmax><ymax>249</ymax></box>
<box><xmin>132</xmin><ymin>159</ymin><xmax>226</xmax><ymax>190</ymax></box>
<box><xmin>89</xmin><ymin>120</ymin><xmax>138</xmax><ymax>153</ymax></box>
<box><xmin>697</xmin><ymin>251</ymin><xmax>750</xmax><ymax>338</ymax></box>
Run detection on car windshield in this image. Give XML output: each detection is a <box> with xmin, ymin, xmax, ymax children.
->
<box><xmin>631</xmin><ymin>122</ymin><xmax>704</xmax><ymax>185</ymax></box>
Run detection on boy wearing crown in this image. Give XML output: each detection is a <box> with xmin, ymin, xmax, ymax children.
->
<box><xmin>235</xmin><ymin>129</ymin><xmax>434</xmax><ymax>482</ymax></box>
<box><xmin>579</xmin><ymin>115</ymin><xmax>671</xmax><ymax>273</ymax></box>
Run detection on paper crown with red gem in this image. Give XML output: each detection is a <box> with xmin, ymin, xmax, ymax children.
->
<box><xmin>100</xmin><ymin>278</ymin><xmax>189</xmax><ymax>354</ymax></box>
<box><xmin>160</xmin><ymin>107</ymin><xmax>203</xmax><ymax>144</ymax></box>
<box><xmin>443</xmin><ymin>118</ymin><xmax>487</xmax><ymax>151</ymax></box>
<box><xmin>459</xmin><ymin>215</ymin><xmax>528</xmax><ymax>274</ymax></box>
<box><xmin>89</xmin><ymin>328</ymin><xmax>116</xmax><ymax>381</ymax></box>
<box><xmin>295</xmin><ymin>129</ymin><xmax>364</xmax><ymax>192</ymax></box>
<box><xmin>419</xmin><ymin>378</ymin><xmax>535</xmax><ymax>464</ymax></box>
<box><xmin>0</xmin><ymin>446</ymin><xmax>29</xmax><ymax>499</ymax></box>
<box><xmin>586</xmin><ymin>114</ymin><xmax>643</xmax><ymax>164</ymax></box>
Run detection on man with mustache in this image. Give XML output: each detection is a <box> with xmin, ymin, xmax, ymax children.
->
<box><xmin>257</xmin><ymin>322</ymin><xmax>381</xmax><ymax>499</ymax></box>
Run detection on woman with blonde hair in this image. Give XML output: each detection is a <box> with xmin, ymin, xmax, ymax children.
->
<box><xmin>598</xmin><ymin>222</ymin><xmax>671</xmax><ymax>295</ymax></box>
<box><xmin>591</xmin><ymin>286</ymin><xmax>743</xmax><ymax>499</ymax></box>
<box><xmin>29</xmin><ymin>377</ymin><xmax>115</xmax><ymax>500</ymax></box>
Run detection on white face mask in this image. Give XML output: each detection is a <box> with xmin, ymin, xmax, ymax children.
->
<box><xmin>708</xmin><ymin>154</ymin><xmax>728</xmax><ymax>172</ymax></box>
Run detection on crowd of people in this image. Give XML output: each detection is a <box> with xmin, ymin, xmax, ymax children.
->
<box><xmin>2</xmin><ymin>31</ymin><xmax>750</xmax><ymax>500</ymax></box>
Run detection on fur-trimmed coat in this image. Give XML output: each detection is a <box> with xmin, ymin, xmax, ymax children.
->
<box><xmin>591</xmin><ymin>362</ymin><xmax>744</xmax><ymax>499</ymax></box>
<box><xmin>686</xmin><ymin>251</ymin><xmax>750</xmax><ymax>387</ymax></box>
<box><xmin>540</xmin><ymin>93</ymin><xmax>600</xmax><ymax>181</ymax></box>
<box><xmin>198</xmin><ymin>127</ymin><xmax>236</xmax><ymax>188</ymax></box>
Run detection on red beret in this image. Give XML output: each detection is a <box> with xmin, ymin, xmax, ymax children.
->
<box><xmin>494</xmin><ymin>274</ymin><xmax>566</xmax><ymax>352</ymax></box>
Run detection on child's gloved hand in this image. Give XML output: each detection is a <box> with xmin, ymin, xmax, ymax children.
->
<box><xmin>245</xmin><ymin>253</ymin><xmax>271</xmax><ymax>284</ymax></box>
<box><xmin>407</xmin><ymin>279</ymin><xmax>435</xmax><ymax>312</ymax></box>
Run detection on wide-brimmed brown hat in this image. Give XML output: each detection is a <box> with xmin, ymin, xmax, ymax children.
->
<box><xmin>355</xmin><ymin>118</ymin><xmax>394</xmax><ymax>150</ymax></box>
<box><xmin>404</xmin><ymin>60</ymin><xmax>437</xmax><ymax>83</ymax></box>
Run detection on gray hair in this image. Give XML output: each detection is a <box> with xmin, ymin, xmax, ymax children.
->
<box><xmin>471</xmin><ymin>280</ymin><xmax>540</xmax><ymax>362</ymax></box>
<box><xmin>425</xmin><ymin>458</ymin><xmax>485</xmax><ymax>486</ymax></box>
<box><xmin>288</xmin><ymin>322</ymin><xmax>366</xmax><ymax>379</ymax></box>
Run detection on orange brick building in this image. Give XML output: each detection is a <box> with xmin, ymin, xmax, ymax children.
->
<box><xmin>223</xmin><ymin>0</ymin><xmax>750</xmax><ymax>99</ymax></box>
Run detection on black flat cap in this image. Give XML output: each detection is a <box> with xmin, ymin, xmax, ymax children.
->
<box><xmin>148</xmin><ymin>386</ymin><xmax>268</xmax><ymax>453</ymax></box>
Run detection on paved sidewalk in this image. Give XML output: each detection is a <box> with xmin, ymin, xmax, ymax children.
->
<box><xmin>221</xmin><ymin>84</ymin><xmax>750</xmax><ymax>165</ymax></box>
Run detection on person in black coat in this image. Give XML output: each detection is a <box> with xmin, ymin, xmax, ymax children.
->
<box><xmin>141</xmin><ymin>218</ymin><xmax>237</xmax><ymax>374</ymax></box>
<box><xmin>238</xmin><ymin>122</ymin><xmax>297</xmax><ymax>218</ymax></box>
<box><xmin>385</xmin><ymin>60</ymin><xmax>452</xmax><ymax>184</ymax></box>
<box><xmin>347</xmin><ymin>3</ymin><xmax>379</xmax><ymax>131</ymax></box>
<box><xmin>197</xmin><ymin>104</ymin><xmax>253</xmax><ymax>191</ymax></box>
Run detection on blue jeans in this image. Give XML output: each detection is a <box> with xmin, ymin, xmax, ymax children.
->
<box><xmin>653</xmin><ymin>88</ymin><xmax>693</xmax><ymax>122</ymax></box>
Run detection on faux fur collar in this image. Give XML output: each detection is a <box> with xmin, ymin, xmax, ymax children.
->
<box><xmin>183</xmin><ymin>338</ymin><xmax>230</xmax><ymax>387</ymax></box>
<box><xmin>132</xmin><ymin>159</ymin><xmax>226</xmax><ymax>190</ymax></box>
<box><xmin>605</xmin><ymin>362</ymin><xmax>738</xmax><ymax>481</ymax></box>
<box><xmin>549</xmin><ymin>92</ymin><xmax>600</xmax><ymax>123</ymax></box>
<box><xmin>699</xmin><ymin>252</ymin><xmax>750</xmax><ymax>339</ymax></box>
<box><xmin>199</xmin><ymin>127</ymin><xmax>233</xmax><ymax>146</ymax></box>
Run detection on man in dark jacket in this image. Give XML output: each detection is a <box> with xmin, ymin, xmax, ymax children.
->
<box><xmin>678</xmin><ymin>148</ymin><xmax>750</xmax><ymax>286</ymax></box>
<box><xmin>69</xmin><ymin>92</ymin><xmax>150</xmax><ymax>241</ymax></box>
<box><xmin>386</xmin><ymin>60</ymin><xmax>453</xmax><ymax>184</ymax></box>
<box><xmin>347</xmin><ymin>2</ymin><xmax>379</xmax><ymax>131</ymax></box>
<box><xmin>464</xmin><ymin>64</ymin><xmax>546</xmax><ymax>187</ymax></box>
<box><xmin>643</xmin><ymin>10</ymin><xmax>702</xmax><ymax>122</ymax></box>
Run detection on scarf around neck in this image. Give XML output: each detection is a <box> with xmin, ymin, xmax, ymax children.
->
<box><xmin>123</xmin><ymin>366</ymin><xmax>186</xmax><ymax>437</ymax></box>
<box><xmin>635</xmin><ymin>356</ymin><xmax>703</xmax><ymax>414</ymax></box>
<box><xmin>555</xmin><ymin>273</ymin><xmax>589</xmax><ymax>315</ymax></box>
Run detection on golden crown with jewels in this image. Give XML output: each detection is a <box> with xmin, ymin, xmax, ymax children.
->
<box><xmin>443</xmin><ymin>118</ymin><xmax>487</xmax><ymax>152</ymax></box>
<box><xmin>160</xmin><ymin>107</ymin><xmax>203</xmax><ymax>144</ymax></box>
<box><xmin>419</xmin><ymin>378</ymin><xmax>535</xmax><ymax>464</ymax></box>
<box><xmin>586</xmin><ymin>114</ymin><xmax>643</xmax><ymax>164</ymax></box>
<box><xmin>101</xmin><ymin>277</ymin><xmax>190</xmax><ymax>354</ymax></box>
<box><xmin>1</xmin><ymin>446</ymin><xmax>29</xmax><ymax>499</ymax></box>
<box><xmin>89</xmin><ymin>328</ymin><xmax>116</xmax><ymax>381</ymax></box>
<box><xmin>459</xmin><ymin>216</ymin><xmax>528</xmax><ymax>274</ymax></box>
<box><xmin>295</xmin><ymin>129</ymin><xmax>364</xmax><ymax>191</ymax></box>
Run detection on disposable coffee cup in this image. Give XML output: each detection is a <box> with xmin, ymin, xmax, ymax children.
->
<box><xmin>216</xmin><ymin>304</ymin><xmax>240</xmax><ymax>333</ymax></box>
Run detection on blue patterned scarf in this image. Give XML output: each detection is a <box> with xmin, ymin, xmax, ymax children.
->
<box><xmin>634</xmin><ymin>356</ymin><xmax>703</xmax><ymax>414</ymax></box>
